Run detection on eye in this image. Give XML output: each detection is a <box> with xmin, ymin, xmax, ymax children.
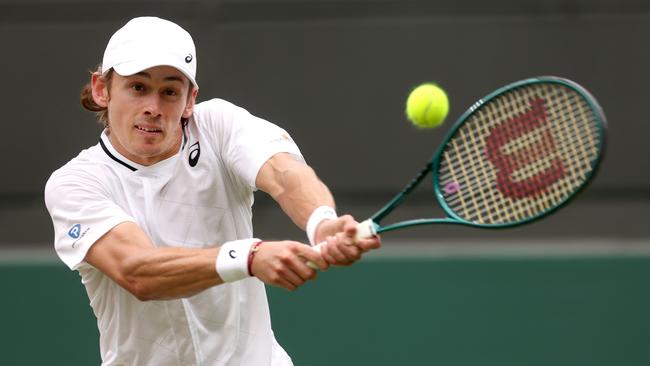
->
<box><xmin>131</xmin><ymin>83</ymin><xmax>145</xmax><ymax>92</ymax></box>
<box><xmin>163</xmin><ymin>88</ymin><xmax>180</xmax><ymax>97</ymax></box>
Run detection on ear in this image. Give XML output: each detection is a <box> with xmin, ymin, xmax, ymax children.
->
<box><xmin>91</xmin><ymin>72</ymin><xmax>110</xmax><ymax>107</ymax></box>
<box><xmin>182</xmin><ymin>88</ymin><xmax>199</xmax><ymax>119</ymax></box>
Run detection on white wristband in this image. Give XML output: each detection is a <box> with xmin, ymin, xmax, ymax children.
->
<box><xmin>306</xmin><ymin>206</ymin><xmax>337</xmax><ymax>246</ymax></box>
<box><xmin>216</xmin><ymin>238</ymin><xmax>259</xmax><ymax>282</ymax></box>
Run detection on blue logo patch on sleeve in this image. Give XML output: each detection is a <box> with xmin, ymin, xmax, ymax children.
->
<box><xmin>68</xmin><ymin>224</ymin><xmax>81</xmax><ymax>239</ymax></box>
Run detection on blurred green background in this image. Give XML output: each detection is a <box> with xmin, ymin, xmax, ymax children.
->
<box><xmin>3</xmin><ymin>250</ymin><xmax>649</xmax><ymax>365</ymax></box>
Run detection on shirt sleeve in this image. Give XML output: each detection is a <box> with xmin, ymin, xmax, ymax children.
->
<box><xmin>197</xmin><ymin>99</ymin><xmax>304</xmax><ymax>189</ymax></box>
<box><xmin>44</xmin><ymin>167</ymin><xmax>136</xmax><ymax>270</ymax></box>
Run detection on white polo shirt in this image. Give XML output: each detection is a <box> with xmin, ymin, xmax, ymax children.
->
<box><xmin>44</xmin><ymin>98</ymin><xmax>302</xmax><ymax>366</ymax></box>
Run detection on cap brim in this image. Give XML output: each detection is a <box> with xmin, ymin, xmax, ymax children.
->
<box><xmin>111</xmin><ymin>58</ymin><xmax>198</xmax><ymax>89</ymax></box>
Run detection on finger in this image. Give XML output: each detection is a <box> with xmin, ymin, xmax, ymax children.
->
<box><xmin>282</xmin><ymin>269</ymin><xmax>307</xmax><ymax>289</ymax></box>
<box><xmin>340</xmin><ymin>218</ymin><xmax>359</xmax><ymax>242</ymax></box>
<box><xmin>300</xmin><ymin>244</ymin><xmax>329</xmax><ymax>271</ymax></box>
<box><xmin>271</xmin><ymin>257</ymin><xmax>307</xmax><ymax>288</ymax></box>
<box><xmin>344</xmin><ymin>220</ymin><xmax>358</xmax><ymax>237</ymax></box>
<box><xmin>280</xmin><ymin>278</ymin><xmax>298</xmax><ymax>292</ymax></box>
<box><xmin>306</xmin><ymin>244</ymin><xmax>325</xmax><ymax>269</ymax></box>
<box><xmin>318</xmin><ymin>243</ymin><xmax>338</xmax><ymax>265</ymax></box>
<box><xmin>284</xmin><ymin>249</ymin><xmax>320</xmax><ymax>280</ymax></box>
<box><xmin>326</xmin><ymin>236</ymin><xmax>354</xmax><ymax>265</ymax></box>
<box><xmin>314</xmin><ymin>215</ymin><xmax>351</xmax><ymax>243</ymax></box>
<box><xmin>267</xmin><ymin>272</ymin><xmax>298</xmax><ymax>291</ymax></box>
<box><xmin>292</xmin><ymin>260</ymin><xmax>319</xmax><ymax>281</ymax></box>
<box><xmin>338</xmin><ymin>240</ymin><xmax>362</xmax><ymax>261</ymax></box>
<box><xmin>356</xmin><ymin>236</ymin><xmax>382</xmax><ymax>251</ymax></box>
<box><xmin>341</xmin><ymin>231</ymin><xmax>357</xmax><ymax>246</ymax></box>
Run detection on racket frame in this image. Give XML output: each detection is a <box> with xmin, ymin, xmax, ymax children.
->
<box><xmin>367</xmin><ymin>76</ymin><xmax>607</xmax><ymax>236</ymax></box>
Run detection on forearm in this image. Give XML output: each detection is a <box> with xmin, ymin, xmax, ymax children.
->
<box><xmin>86</xmin><ymin>222</ymin><xmax>229</xmax><ymax>301</ymax></box>
<box><xmin>275</xmin><ymin>169</ymin><xmax>334</xmax><ymax>229</ymax></box>
<box><xmin>121</xmin><ymin>247</ymin><xmax>222</xmax><ymax>301</ymax></box>
<box><xmin>259</xmin><ymin>154</ymin><xmax>335</xmax><ymax>230</ymax></box>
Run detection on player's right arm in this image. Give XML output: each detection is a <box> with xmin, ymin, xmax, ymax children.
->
<box><xmin>85</xmin><ymin>221</ymin><xmax>219</xmax><ymax>300</ymax></box>
<box><xmin>84</xmin><ymin>222</ymin><xmax>327</xmax><ymax>300</ymax></box>
<box><xmin>45</xmin><ymin>169</ymin><xmax>327</xmax><ymax>301</ymax></box>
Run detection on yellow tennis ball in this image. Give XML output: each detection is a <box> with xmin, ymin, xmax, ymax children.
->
<box><xmin>405</xmin><ymin>83</ymin><xmax>449</xmax><ymax>128</ymax></box>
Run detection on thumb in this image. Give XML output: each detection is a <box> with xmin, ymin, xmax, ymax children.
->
<box><xmin>345</xmin><ymin>222</ymin><xmax>357</xmax><ymax>235</ymax></box>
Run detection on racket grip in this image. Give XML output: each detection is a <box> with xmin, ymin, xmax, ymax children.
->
<box><xmin>355</xmin><ymin>219</ymin><xmax>378</xmax><ymax>239</ymax></box>
<box><xmin>306</xmin><ymin>243</ymin><xmax>323</xmax><ymax>270</ymax></box>
<box><xmin>305</xmin><ymin>219</ymin><xmax>377</xmax><ymax>270</ymax></box>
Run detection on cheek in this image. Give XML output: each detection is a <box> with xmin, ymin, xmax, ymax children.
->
<box><xmin>169</xmin><ymin>102</ymin><xmax>191</xmax><ymax>121</ymax></box>
<box><xmin>106</xmin><ymin>98</ymin><xmax>138</xmax><ymax>132</ymax></box>
<box><xmin>106</xmin><ymin>103</ymin><xmax>125</xmax><ymax>125</ymax></box>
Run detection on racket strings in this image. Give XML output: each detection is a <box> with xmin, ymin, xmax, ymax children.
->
<box><xmin>438</xmin><ymin>83</ymin><xmax>602</xmax><ymax>224</ymax></box>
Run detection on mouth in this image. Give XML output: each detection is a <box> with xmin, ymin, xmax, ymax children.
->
<box><xmin>135</xmin><ymin>125</ymin><xmax>163</xmax><ymax>134</ymax></box>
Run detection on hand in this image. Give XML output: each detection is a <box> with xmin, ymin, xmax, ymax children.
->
<box><xmin>250</xmin><ymin>240</ymin><xmax>329</xmax><ymax>291</ymax></box>
<box><xmin>315</xmin><ymin>215</ymin><xmax>382</xmax><ymax>266</ymax></box>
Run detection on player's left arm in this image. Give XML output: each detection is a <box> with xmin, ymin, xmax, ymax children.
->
<box><xmin>256</xmin><ymin>152</ymin><xmax>381</xmax><ymax>265</ymax></box>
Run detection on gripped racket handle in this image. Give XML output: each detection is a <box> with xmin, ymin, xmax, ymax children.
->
<box><xmin>306</xmin><ymin>219</ymin><xmax>377</xmax><ymax>269</ymax></box>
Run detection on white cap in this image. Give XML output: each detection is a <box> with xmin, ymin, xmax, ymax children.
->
<box><xmin>102</xmin><ymin>17</ymin><xmax>198</xmax><ymax>88</ymax></box>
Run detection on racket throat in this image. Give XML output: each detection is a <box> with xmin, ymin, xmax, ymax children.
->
<box><xmin>371</xmin><ymin>162</ymin><xmax>433</xmax><ymax>222</ymax></box>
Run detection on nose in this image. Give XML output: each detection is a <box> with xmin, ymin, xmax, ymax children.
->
<box><xmin>144</xmin><ymin>94</ymin><xmax>163</xmax><ymax>117</ymax></box>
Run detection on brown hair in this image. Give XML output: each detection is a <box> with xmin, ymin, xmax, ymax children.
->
<box><xmin>80</xmin><ymin>66</ymin><xmax>112</xmax><ymax>127</ymax></box>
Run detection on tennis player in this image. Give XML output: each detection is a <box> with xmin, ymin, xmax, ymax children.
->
<box><xmin>44</xmin><ymin>16</ymin><xmax>380</xmax><ymax>366</ymax></box>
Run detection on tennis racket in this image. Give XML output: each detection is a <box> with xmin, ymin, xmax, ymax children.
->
<box><xmin>312</xmin><ymin>76</ymin><xmax>606</xmax><ymax>258</ymax></box>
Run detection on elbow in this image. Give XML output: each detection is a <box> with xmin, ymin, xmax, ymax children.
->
<box><xmin>120</xmin><ymin>254</ymin><xmax>159</xmax><ymax>301</ymax></box>
<box><xmin>123</xmin><ymin>279</ymin><xmax>198</xmax><ymax>301</ymax></box>
<box><xmin>123</xmin><ymin>277</ymin><xmax>157</xmax><ymax>302</ymax></box>
<box><xmin>130</xmin><ymin>283</ymin><xmax>157</xmax><ymax>302</ymax></box>
<box><xmin>120</xmin><ymin>263</ymin><xmax>159</xmax><ymax>301</ymax></box>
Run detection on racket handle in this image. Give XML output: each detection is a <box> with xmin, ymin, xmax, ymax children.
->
<box><xmin>305</xmin><ymin>219</ymin><xmax>377</xmax><ymax>270</ymax></box>
<box><xmin>306</xmin><ymin>243</ymin><xmax>324</xmax><ymax>270</ymax></box>
<box><xmin>356</xmin><ymin>219</ymin><xmax>378</xmax><ymax>239</ymax></box>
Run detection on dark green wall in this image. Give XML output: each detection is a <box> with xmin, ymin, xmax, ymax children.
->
<box><xmin>0</xmin><ymin>263</ymin><xmax>101</xmax><ymax>364</ymax></box>
<box><xmin>1</xmin><ymin>0</ymin><xmax>649</xmax><ymax>245</ymax></box>
<box><xmin>2</xmin><ymin>256</ymin><xmax>649</xmax><ymax>365</ymax></box>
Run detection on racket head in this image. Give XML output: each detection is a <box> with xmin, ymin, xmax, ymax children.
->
<box><xmin>432</xmin><ymin>76</ymin><xmax>606</xmax><ymax>228</ymax></box>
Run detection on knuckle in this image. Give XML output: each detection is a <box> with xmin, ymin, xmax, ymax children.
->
<box><xmin>304</xmin><ymin>270</ymin><xmax>317</xmax><ymax>280</ymax></box>
<box><xmin>269</xmin><ymin>274</ymin><xmax>281</xmax><ymax>284</ymax></box>
<box><xmin>347</xmin><ymin>249</ymin><xmax>360</xmax><ymax>259</ymax></box>
<box><xmin>275</xmin><ymin>266</ymin><xmax>288</xmax><ymax>277</ymax></box>
<box><xmin>272</xmin><ymin>265</ymin><xmax>288</xmax><ymax>278</ymax></box>
<box><xmin>289</xmin><ymin>241</ymin><xmax>303</xmax><ymax>249</ymax></box>
<box><xmin>295</xmin><ymin>278</ymin><xmax>306</xmax><ymax>286</ymax></box>
<box><xmin>280</xmin><ymin>240</ymin><xmax>296</xmax><ymax>248</ymax></box>
<box><xmin>278</xmin><ymin>253</ymin><xmax>293</xmax><ymax>264</ymax></box>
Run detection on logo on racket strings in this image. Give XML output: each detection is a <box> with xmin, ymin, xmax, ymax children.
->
<box><xmin>484</xmin><ymin>98</ymin><xmax>565</xmax><ymax>199</ymax></box>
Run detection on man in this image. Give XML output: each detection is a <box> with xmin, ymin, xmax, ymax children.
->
<box><xmin>44</xmin><ymin>16</ymin><xmax>380</xmax><ymax>366</ymax></box>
